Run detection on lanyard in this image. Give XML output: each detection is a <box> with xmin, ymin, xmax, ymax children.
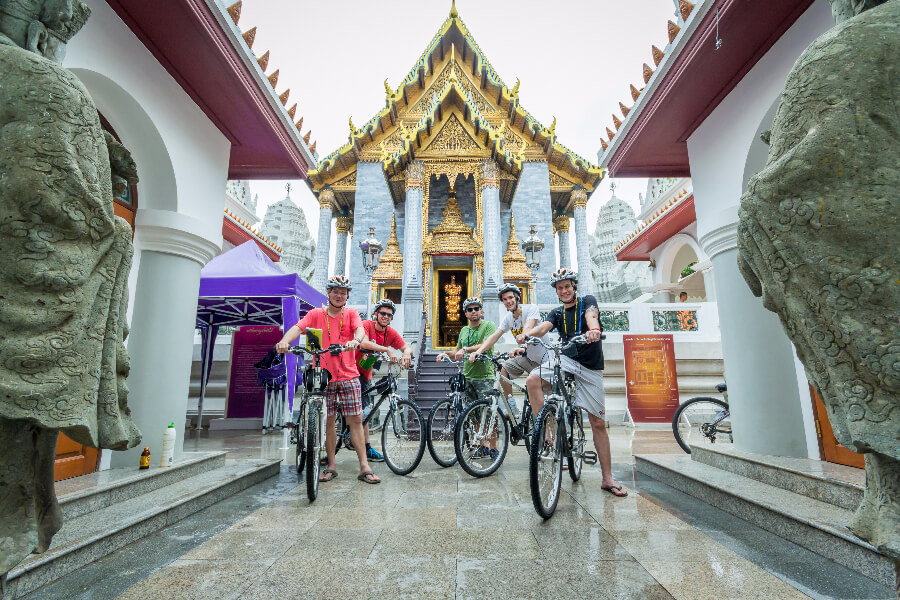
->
<box><xmin>325</xmin><ymin>308</ymin><xmax>343</xmax><ymax>343</ymax></box>
<box><xmin>562</xmin><ymin>298</ymin><xmax>581</xmax><ymax>337</ymax></box>
<box><xmin>465</xmin><ymin>324</ymin><xmax>480</xmax><ymax>347</ymax></box>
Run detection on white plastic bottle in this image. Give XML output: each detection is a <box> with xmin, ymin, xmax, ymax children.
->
<box><xmin>160</xmin><ymin>422</ymin><xmax>176</xmax><ymax>467</ymax></box>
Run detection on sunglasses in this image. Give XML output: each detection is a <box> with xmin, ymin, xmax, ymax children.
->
<box><xmin>465</xmin><ymin>306</ymin><xmax>482</xmax><ymax>312</ymax></box>
<box><xmin>376</xmin><ymin>311</ymin><xmax>394</xmax><ymax>319</ymax></box>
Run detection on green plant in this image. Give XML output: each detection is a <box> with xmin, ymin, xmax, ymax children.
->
<box><xmin>680</xmin><ymin>262</ymin><xmax>697</xmax><ymax>278</ymax></box>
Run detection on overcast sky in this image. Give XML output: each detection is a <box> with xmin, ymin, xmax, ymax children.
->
<box><xmin>239</xmin><ymin>0</ymin><xmax>678</xmax><ymax>265</ymax></box>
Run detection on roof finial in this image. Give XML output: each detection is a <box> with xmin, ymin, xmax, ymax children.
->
<box><xmin>384</xmin><ymin>78</ymin><xmax>392</xmax><ymax>97</ymax></box>
<box><xmin>449</xmin><ymin>0</ymin><xmax>458</xmax><ymax>19</ymax></box>
<box><xmin>285</xmin><ymin>182</ymin><xmax>292</xmax><ymax>195</ymax></box>
<box><xmin>349</xmin><ymin>116</ymin><xmax>356</xmax><ymax>135</ymax></box>
<box><xmin>511</xmin><ymin>77</ymin><xmax>520</xmax><ymax>96</ymax></box>
<box><xmin>610</xmin><ymin>180</ymin><xmax>616</xmax><ymax>194</ymax></box>
<box><xmin>548</xmin><ymin>116</ymin><xmax>556</xmax><ymax>137</ymax></box>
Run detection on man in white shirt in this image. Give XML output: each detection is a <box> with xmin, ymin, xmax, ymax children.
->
<box><xmin>469</xmin><ymin>284</ymin><xmax>547</xmax><ymax>414</ymax></box>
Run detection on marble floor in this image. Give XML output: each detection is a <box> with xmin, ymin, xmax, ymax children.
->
<box><xmin>29</xmin><ymin>427</ymin><xmax>895</xmax><ymax>600</ymax></box>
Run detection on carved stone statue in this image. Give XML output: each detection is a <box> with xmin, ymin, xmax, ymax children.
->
<box><xmin>0</xmin><ymin>0</ymin><xmax>141</xmax><ymax>578</ymax></box>
<box><xmin>737</xmin><ymin>0</ymin><xmax>899</xmax><ymax>560</ymax></box>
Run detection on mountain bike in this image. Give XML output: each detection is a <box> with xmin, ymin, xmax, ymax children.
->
<box><xmin>528</xmin><ymin>334</ymin><xmax>598</xmax><ymax>519</ymax></box>
<box><xmin>333</xmin><ymin>351</ymin><xmax>426</xmax><ymax>475</ymax></box>
<box><xmin>672</xmin><ymin>383</ymin><xmax>732</xmax><ymax>454</ymax></box>
<box><xmin>426</xmin><ymin>355</ymin><xmax>469</xmax><ymax>467</ymax></box>
<box><xmin>453</xmin><ymin>352</ymin><xmax>535</xmax><ymax>478</ymax></box>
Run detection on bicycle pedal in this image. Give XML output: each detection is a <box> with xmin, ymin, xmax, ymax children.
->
<box><xmin>582</xmin><ymin>451</ymin><xmax>597</xmax><ymax>465</ymax></box>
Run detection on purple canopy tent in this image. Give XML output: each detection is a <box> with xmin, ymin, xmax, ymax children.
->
<box><xmin>194</xmin><ymin>241</ymin><xmax>326</xmax><ymax>428</ymax></box>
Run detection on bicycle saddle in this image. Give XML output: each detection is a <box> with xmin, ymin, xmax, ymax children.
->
<box><xmin>715</xmin><ymin>383</ymin><xmax>727</xmax><ymax>393</ymax></box>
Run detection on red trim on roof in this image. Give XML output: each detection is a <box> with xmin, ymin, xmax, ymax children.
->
<box><xmin>616</xmin><ymin>196</ymin><xmax>696</xmax><ymax>261</ymax></box>
<box><xmin>607</xmin><ymin>0</ymin><xmax>815</xmax><ymax>178</ymax></box>
<box><xmin>222</xmin><ymin>218</ymin><xmax>281</xmax><ymax>261</ymax></box>
<box><xmin>106</xmin><ymin>0</ymin><xmax>309</xmax><ymax>180</ymax></box>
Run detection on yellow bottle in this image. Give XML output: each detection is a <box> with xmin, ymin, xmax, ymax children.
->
<box><xmin>139</xmin><ymin>447</ymin><xmax>151</xmax><ymax>470</ymax></box>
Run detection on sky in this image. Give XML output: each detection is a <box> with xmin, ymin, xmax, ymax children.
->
<box><xmin>239</xmin><ymin>0</ymin><xmax>678</xmax><ymax>265</ymax></box>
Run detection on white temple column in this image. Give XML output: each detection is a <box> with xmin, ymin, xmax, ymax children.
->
<box><xmin>480</xmin><ymin>160</ymin><xmax>502</xmax><ymax>320</ymax></box>
<box><xmin>334</xmin><ymin>215</ymin><xmax>352</xmax><ymax>276</ymax></box>
<box><xmin>402</xmin><ymin>161</ymin><xmax>425</xmax><ymax>339</ymax></box>
<box><xmin>312</xmin><ymin>189</ymin><xmax>334</xmax><ymax>291</ymax></box>
<box><xmin>572</xmin><ymin>188</ymin><xmax>595</xmax><ymax>296</ymax></box>
<box><xmin>112</xmin><ymin>210</ymin><xmax>220</xmax><ymax>467</ymax></box>
<box><xmin>554</xmin><ymin>213</ymin><xmax>571</xmax><ymax>270</ymax></box>
<box><xmin>700</xmin><ymin>224</ymin><xmax>808</xmax><ymax>457</ymax></box>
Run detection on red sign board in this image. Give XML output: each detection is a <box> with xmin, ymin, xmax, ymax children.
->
<box><xmin>623</xmin><ymin>335</ymin><xmax>679</xmax><ymax>423</ymax></box>
<box><xmin>226</xmin><ymin>326</ymin><xmax>283</xmax><ymax>418</ymax></box>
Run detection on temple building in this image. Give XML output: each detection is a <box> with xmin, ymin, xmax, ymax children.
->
<box><xmin>306</xmin><ymin>4</ymin><xmax>602</xmax><ymax>348</ymax></box>
<box><xmin>259</xmin><ymin>184</ymin><xmax>316</xmax><ymax>280</ymax></box>
<box><xmin>589</xmin><ymin>187</ymin><xmax>652</xmax><ymax>302</ymax></box>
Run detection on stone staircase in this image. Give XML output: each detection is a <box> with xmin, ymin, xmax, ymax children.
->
<box><xmin>2</xmin><ymin>452</ymin><xmax>280</xmax><ymax>599</ymax></box>
<box><xmin>413</xmin><ymin>339</ymin><xmax>458</xmax><ymax>415</ymax></box>
<box><xmin>635</xmin><ymin>444</ymin><xmax>897</xmax><ymax>588</ymax></box>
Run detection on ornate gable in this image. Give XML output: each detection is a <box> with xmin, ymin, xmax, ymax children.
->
<box><xmin>423</xmin><ymin>114</ymin><xmax>481</xmax><ymax>154</ymax></box>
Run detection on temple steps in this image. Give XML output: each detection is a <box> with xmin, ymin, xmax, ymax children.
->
<box><xmin>4</xmin><ymin>453</ymin><xmax>280</xmax><ymax>599</ymax></box>
<box><xmin>635</xmin><ymin>446</ymin><xmax>897</xmax><ymax>588</ymax></box>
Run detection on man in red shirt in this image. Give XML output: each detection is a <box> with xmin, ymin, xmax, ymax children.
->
<box><xmin>355</xmin><ymin>299</ymin><xmax>413</xmax><ymax>462</ymax></box>
<box><xmin>276</xmin><ymin>275</ymin><xmax>379</xmax><ymax>484</ymax></box>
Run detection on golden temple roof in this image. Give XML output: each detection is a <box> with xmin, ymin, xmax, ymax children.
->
<box><xmin>372</xmin><ymin>213</ymin><xmax>404</xmax><ymax>280</ymax></box>
<box><xmin>423</xmin><ymin>190</ymin><xmax>481</xmax><ymax>256</ymax></box>
<box><xmin>502</xmin><ymin>216</ymin><xmax>532</xmax><ymax>281</ymax></box>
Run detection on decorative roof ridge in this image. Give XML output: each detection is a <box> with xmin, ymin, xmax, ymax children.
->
<box><xmin>613</xmin><ymin>188</ymin><xmax>692</xmax><ymax>254</ymax></box>
<box><xmin>224</xmin><ymin>207</ymin><xmax>283</xmax><ymax>253</ymax></box>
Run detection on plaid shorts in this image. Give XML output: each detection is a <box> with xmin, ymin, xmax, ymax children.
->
<box><xmin>325</xmin><ymin>377</ymin><xmax>362</xmax><ymax>417</ymax></box>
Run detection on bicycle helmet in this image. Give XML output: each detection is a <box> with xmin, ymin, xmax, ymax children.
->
<box><xmin>461</xmin><ymin>296</ymin><xmax>483</xmax><ymax>311</ymax></box>
<box><xmin>325</xmin><ymin>274</ymin><xmax>352</xmax><ymax>291</ymax></box>
<box><xmin>497</xmin><ymin>283</ymin><xmax>522</xmax><ymax>301</ymax></box>
<box><xmin>549</xmin><ymin>268</ymin><xmax>578</xmax><ymax>288</ymax></box>
<box><xmin>372</xmin><ymin>298</ymin><xmax>396</xmax><ymax>316</ymax></box>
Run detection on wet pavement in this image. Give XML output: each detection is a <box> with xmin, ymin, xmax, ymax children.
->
<box><xmin>28</xmin><ymin>427</ymin><xmax>895</xmax><ymax>599</ymax></box>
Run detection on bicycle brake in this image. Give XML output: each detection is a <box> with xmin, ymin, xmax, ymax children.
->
<box><xmin>582</xmin><ymin>451</ymin><xmax>597</xmax><ymax>465</ymax></box>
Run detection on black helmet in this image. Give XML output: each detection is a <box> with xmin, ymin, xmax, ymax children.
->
<box><xmin>497</xmin><ymin>283</ymin><xmax>522</xmax><ymax>301</ymax></box>
<box><xmin>549</xmin><ymin>268</ymin><xmax>578</xmax><ymax>287</ymax></box>
<box><xmin>461</xmin><ymin>297</ymin><xmax>483</xmax><ymax>311</ymax></box>
<box><xmin>372</xmin><ymin>298</ymin><xmax>397</xmax><ymax>316</ymax></box>
<box><xmin>326</xmin><ymin>274</ymin><xmax>352</xmax><ymax>291</ymax></box>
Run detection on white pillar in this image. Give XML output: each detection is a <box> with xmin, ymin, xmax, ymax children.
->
<box><xmin>112</xmin><ymin>210</ymin><xmax>219</xmax><ymax>467</ymax></box>
<box><xmin>700</xmin><ymin>225</ymin><xmax>808</xmax><ymax>457</ymax></box>
<box><xmin>480</xmin><ymin>160</ymin><xmax>502</xmax><ymax>318</ymax></box>
<box><xmin>554</xmin><ymin>214</ymin><xmax>572</xmax><ymax>269</ymax></box>
<box><xmin>334</xmin><ymin>215</ymin><xmax>352</xmax><ymax>276</ymax></box>
<box><xmin>572</xmin><ymin>188</ymin><xmax>594</xmax><ymax>296</ymax></box>
<box><xmin>312</xmin><ymin>189</ymin><xmax>334</xmax><ymax>290</ymax></box>
<box><xmin>402</xmin><ymin>161</ymin><xmax>425</xmax><ymax>338</ymax></box>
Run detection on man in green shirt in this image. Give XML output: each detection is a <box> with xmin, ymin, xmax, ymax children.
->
<box><xmin>436</xmin><ymin>296</ymin><xmax>496</xmax><ymax>402</ymax></box>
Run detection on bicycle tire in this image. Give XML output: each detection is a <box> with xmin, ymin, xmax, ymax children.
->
<box><xmin>529</xmin><ymin>404</ymin><xmax>562</xmax><ymax>519</ymax></box>
<box><xmin>294</xmin><ymin>403</ymin><xmax>307</xmax><ymax>474</ymax></box>
<box><xmin>568</xmin><ymin>406</ymin><xmax>585</xmax><ymax>482</ymax></box>
<box><xmin>381</xmin><ymin>398</ymin><xmax>426</xmax><ymax>476</ymax></box>
<box><xmin>672</xmin><ymin>396</ymin><xmax>730</xmax><ymax>454</ymax></box>
<box><xmin>426</xmin><ymin>397</ymin><xmax>459</xmax><ymax>467</ymax></box>
<box><xmin>454</xmin><ymin>399</ymin><xmax>510</xmax><ymax>478</ymax></box>
<box><xmin>519</xmin><ymin>403</ymin><xmax>534</xmax><ymax>457</ymax></box>
<box><xmin>305</xmin><ymin>403</ymin><xmax>321</xmax><ymax>501</ymax></box>
<box><xmin>334</xmin><ymin>411</ymin><xmax>346</xmax><ymax>453</ymax></box>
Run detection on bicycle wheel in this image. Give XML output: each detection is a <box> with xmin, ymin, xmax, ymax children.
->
<box><xmin>455</xmin><ymin>399</ymin><xmax>510</xmax><ymax>478</ymax></box>
<box><xmin>519</xmin><ymin>402</ymin><xmax>534</xmax><ymax>457</ymax></box>
<box><xmin>334</xmin><ymin>410</ymin><xmax>346</xmax><ymax>453</ymax></box>
<box><xmin>568</xmin><ymin>406</ymin><xmax>585</xmax><ymax>482</ymax></box>
<box><xmin>529</xmin><ymin>404</ymin><xmax>562</xmax><ymax>519</ymax></box>
<box><xmin>305</xmin><ymin>403</ymin><xmax>321</xmax><ymax>501</ymax></box>
<box><xmin>672</xmin><ymin>397</ymin><xmax>731</xmax><ymax>454</ymax></box>
<box><xmin>293</xmin><ymin>402</ymin><xmax>308</xmax><ymax>474</ymax></box>
<box><xmin>381</xmin><ymin>397</ymin><xmax>426</xmax><ymax>476</ymax></box>
<box><xmin>426</xmin><ymin>397</ymin><xmax>459</xmax><ymax>467</ymax></box>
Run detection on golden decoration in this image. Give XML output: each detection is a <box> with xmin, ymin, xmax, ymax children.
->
<box><xmin>267</xmin><ymin>69</ymin><xmax>279</xmax><ymax>88</ymax></box>
<box><xmin>619</xmin><ymin>102</ymin><xmax>630</xmax><ymax>117</ymax></box>
<box><xmin>606</xmin><ymin>127</ymin><xmax>615</xmax><ymax>141</ymax></box>
<box><xmin>612</xmin><ymin>113</ymin><xmax>622</xmax><ymax>130</ymax></box>
<box><xmin>668</xmin><ymin>20</ymin><xmax>681</xmax><ymax>43</ymax></box>
<box><xmin>372</xmin><ymin>213</ymin><xmax>404</xmax><ymax>281</ymax></box>
<box><xmin>303</xmin><ymin>130</ymin><xmax>312</xmax><ymax>144</ymax></box>
<box><xmin>553</xmin><ymin>213</ymin><xmax>570</xmax><ymax>233</ymax></box>
<box><xmin>679</xmin><ymin>0</ymin><xmax>695</xmax><ymax>21</ymax></box>
<box><xmin>630</xmin><ymin>84</ymin><xmax>641</xmax><ymax>101</ymax></box>
<box><xmin>257</xmin><ymin>49</ymin><xmax>269</xmax><ymax>71</ymax></box>
<box><xmin>572</xmin><ymin>188</ymin><xmax>588</xmax><ymax>209</ymax></box>
<box><xmin>331</xmin><ymin>170</ymin><xmax>357</xmax><ymax>190</ymax></box>
<box><xmin>548</xmin><ymin>170</ymin><xmax>574</xmax><ymax>188</ymax></box>
<box><xmin>652</xmin><ymin>45</ymin><xmax>665</xmax><ymax>67</ymax></box>
<box><xmin>317</xmin><ymin>188</ymin><xmax>335</xmax><ymax>209</ymax></box>
<box><xmin>335</xmin><ymin>216</ymin><xmax>353</xmax><ymax>234</ymax></box>
<box><xmin>348</xmin><ymin>116</ymin><xmax>356</xmax><ymax>135</ymax></box>
<box><xmin>226</xmin><ymin>1</ymin><xmax>241</xmax><ymax>25</ymax></box>
<box><xmin>241</xmin><ymin>26</ymin><xmax>256</xmax><ymax>48</ymax></box>
<box><xmin>423</xmin><ymin>189</ymin><xmax>481</xmax><ymax>255</ymax></box>
<box><xmin>643</xmin><ymin>63</ymin><xmax>654</xmax><ymax>84</ymax></box>
<box><xmin>502</xmin><ymin>216</ymin><xmax>532</xmax><ymax>281</ymax></box>
<box><xmin>287</xmin><ymin>103</ymin><xmax>296</xmax><ymax>119</ymax></box>
<box><xmin>295</xmin><ymin>116</ymin><xmax>303</xmax><ymax>131</ymax></box>
<box><xmin>443</xmin><ymin>275</ymin><xmax>462</xmax><ymax>321</ymax></box>
<box><xmin>425</xmin><ymin>114</ymin><xmax>480</xmax><ymax>154</ymax></box>
<box><xmin>309</xmin><ymin>141</ymin><xmax>316</xmax><ymax>154</ymax></box>
<box><xmin>511</xmin><ymin>77</ymin><xmax>520</xmax><ymax>96</ymax></box>
<box><xmin>449</xmin><ymin>0</ymin><xmax>458</xmax><ymax>19</ymax></box>
<box><xmin>279</xmin><ymin>89</ymin><xmax>290</xmax><ymax>105</ymax></box>
<box><xmin>600</xmin><ymin>139</ymin><xmax>608</xmax><ymax>152</ymax></box>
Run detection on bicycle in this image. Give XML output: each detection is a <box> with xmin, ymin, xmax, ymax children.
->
<box><xmin>672</xmin><ymin>383</ymin><xmax>732</xmax><ymax>454</ymax></box>
<box><xmin>287</xmin><ymin>331</ymin><xmax>349</xmax><ymax>502</ymax></box>
<box><xmin>333</xmin><ymin>351</ymin><xmax>426</xmax><ymax>475</ymax></box>
<box><xmin>453</xmin><ymin>352</ymin><xmax>535</xmax><ymax>478</ymax></box>
<box><xmin>426</xmin><ymin>355</ymin><xmax>470</xmax><ymax>467</ymax></box>
<box><xmin>528</xmin><ymin>334</ymin><xmax>599</xmax><ymax>519</ymax></box>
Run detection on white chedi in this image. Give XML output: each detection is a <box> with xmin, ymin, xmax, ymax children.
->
<box><xmin>259</xmin><ymin>185</ymin><xmax>316</xmax><ymax>281</ymax></box>
<box><xmin>589</xmin><ymin>192</ymin><xmax>651</xmax><ymax>302</ymax></box>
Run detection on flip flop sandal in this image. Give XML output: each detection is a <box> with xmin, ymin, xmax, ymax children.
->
<box><xmin>319</xmin><ymin>468</ymin><xmax>338</xmax><ymax>483</ymax></box>
<box><xmin>601</xmin><ymin>485</ymin><xmax>628</xmax><ymax>497</ymax></box>
<box><xmin>357</xmin><ymin>471</ymin><xmax>380</xmax><ymax>484</ymax></box>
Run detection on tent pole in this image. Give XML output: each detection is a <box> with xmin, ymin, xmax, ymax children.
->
<box><xmin>196</xmin><ymin>320</ymin><xmax>214</xmax><ymax>430</ymax></box>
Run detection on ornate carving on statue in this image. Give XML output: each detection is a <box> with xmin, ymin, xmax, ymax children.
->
<box><xmin>502</xmin><ymin>216</ymin><xmax>532</xmax><ymax>282</ymax></box>
<box><xmin>424</xmin><ymin>114</ymin><xmax>481</xmax><ymax>154</ymax></box>
<box><xmin>737</xmin><ymin>0</ymin><xmax>900</xmax><ymax>559</ymax></box>
<box><xmin>480</xmin><ymin>159</ymin><xmax>499</xmax><ymax>189</ymax></box>
<box><xmin>0</xmin><ymin>0</ymin><xmax>142</xmax><ymax>574</ymax></box>
<box><xmin>443</xmin><ymin>275</ymin><xmax>463</xmax><ymax>322</ymax></box>
<box><xmin>335</xmin><ymin>216</ymin><xmax>353</xmax><ymax>234</ymax></box>
<box><xmin>318</xmin><ymin>188</ymin><xmax>336</xmax><ymax>209</ymax></box>
<box><xmin>571</xmin><ymin>188</ymin><xmax>588</xmax><ymax>209</ymax></box>
<box><xmin>423</xmin><ymin>189</ymin><xmax>482</xmax><ymax>256</ymax></box>
<box><xmin>372</xmin><ymin>214</ymin><xmax>403</xmax><ymax>281</ymax></box>
<box><xmin>405</xmin><ymin>160</ymin><xmax>425</xmax><ymax>190</ymax></box>
<box><xmin>553</xmin><ymin>214</ymin><xmax>571</xmax><ymax>234</ymax></box>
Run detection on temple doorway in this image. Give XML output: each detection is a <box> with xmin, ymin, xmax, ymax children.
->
<box><xmin>434</xmin><ymin>268</ymin><xmax>470</xmax><ymax>348</ymax></box>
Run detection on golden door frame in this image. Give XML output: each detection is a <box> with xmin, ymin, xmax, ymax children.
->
<box><xmin>431</xmin><ymin>264</ymin><xmax>474</xmax><ymax>350</ymax></box>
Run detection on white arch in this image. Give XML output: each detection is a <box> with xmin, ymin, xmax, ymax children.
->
<box><xmin>657</xmin><ymin>233</ymin><xmax>706</xmax><ymax>285</ymax></box>
<box><xmin>69</xmin><ymin>68</ymin><xmax>177</xmax><ymax>213</ymax></box>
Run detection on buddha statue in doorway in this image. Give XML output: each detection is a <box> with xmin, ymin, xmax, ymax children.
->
<box><xmin>444</xmin><ymin>275</ymin><xmax>462</xmax><ymax>322</ymax></box>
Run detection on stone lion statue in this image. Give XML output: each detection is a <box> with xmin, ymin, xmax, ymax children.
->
<box><xmin>738</xmin><ymin>0</ymin><xmax>899</xmax><ymax>559</ymax></box>
<box><xmin>0</xmin><ymin>0</ymin><xmax>141</xmax><ymax>579</ymax></box>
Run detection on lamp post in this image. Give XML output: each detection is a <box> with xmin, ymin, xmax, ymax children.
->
<box><xmin>359</xmin><ymin>226</ymin><xmax>384</xmax><ymax>319</ymax></box>
<box><xmin>521</xmin><ymin>224</ymin><xmax>544</xmax><ymax>303</ymax></box>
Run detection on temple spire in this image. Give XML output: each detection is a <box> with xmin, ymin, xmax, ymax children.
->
<box><xmin>450</xmin><ymin>0</ymin><xmax>458</xmax><ymax>19</ymax></box>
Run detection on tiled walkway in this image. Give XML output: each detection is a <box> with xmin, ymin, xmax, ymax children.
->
<box><xmin>30</xmin><ymin>428</ymin><xmax>894</xmax><ymax>599</ymax></box>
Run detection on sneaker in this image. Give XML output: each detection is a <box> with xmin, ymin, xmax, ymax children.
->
<box><xmin>561</xmin><ymin>457</ymin><xmax>569</xmax><ymax>471</ymax></box>
<box><xmin>489</xmin><ymin>448</ymin><xmax>500</xmax><ymax>461</ymax></box>
<box><xmin>472</xmin><ymin>446</ymin><xmax>490</xmax><ymax>459</ymax></box>
<box><xmin>366</xmin><ymin>447</ymin><xmax>385</xmax><ymax>462</ymax></box>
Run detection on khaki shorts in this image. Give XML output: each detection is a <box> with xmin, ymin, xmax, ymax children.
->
<box><xmin>502</xmin><ymin>354</ymin><xmax>541</xmax><ymax>378</ymax></box>
<box><xmin>529</xmin><ymin>355</ymin><xmax>606</xmax><ymax>419</ymax></box>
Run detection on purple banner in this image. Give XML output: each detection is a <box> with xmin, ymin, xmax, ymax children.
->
<box><xmin>226</xmin><ymin>325</ymin><xmax>283</xmax><ymax>418</ymax></box>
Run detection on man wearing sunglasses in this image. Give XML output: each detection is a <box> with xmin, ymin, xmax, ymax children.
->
<box><xmin>352</xmin><ymin>299</ymin><xmax>413</xmax><ymax>462</ymax></box>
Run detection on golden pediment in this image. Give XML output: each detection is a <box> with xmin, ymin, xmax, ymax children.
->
<box><xmin>424</xmin><ymin>114</ymin><xmax>481</xmax><ymax>154</ymax></box>
<box><xmin>424</xmin><ymin>191</ymin><xmax>481</xmax><ymax>255</ymax></box>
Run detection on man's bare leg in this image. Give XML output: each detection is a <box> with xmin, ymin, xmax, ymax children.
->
<box><xmin>345</xmin><ymin>414</ymin><xmax>379</xmax><ymax>482</ymax></box>
<box><xmin>499</xmin><ymin>367</ymin><xmax>513</xmax><ymax>398</ymax></box>
<box><xmin>525</xmin><ymin>373</ymin><xmax>545</xmax><ymax>416</ymax></box>
<box><xmin>587</xmin><ymin>412</ymin><xmax>626</xmax><ymax>496</ymax></box>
